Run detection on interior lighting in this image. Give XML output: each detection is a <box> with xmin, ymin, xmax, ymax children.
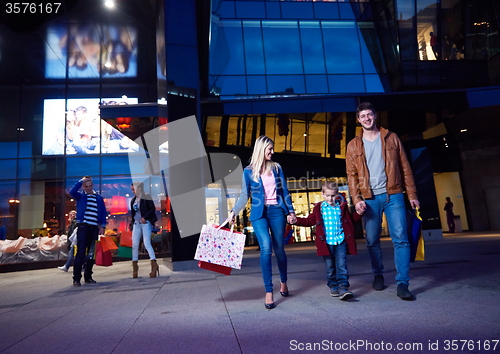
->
<box><xmin>122</xmin><ymin>95</ymin><xmax>127</xmax><ymax>99</ymax></box>
<box><xmin>104</xmin><ymin>62</ymin><xmax>112</xmax><ymax>68</ymax></box>
<box><xmin>460</xmin><ymin>129</ymin><xmax>468</xmax><ymax>133</ymax></box>
<box><xmin>17</xmin><ymin>127</ymin><xmax>25</xmax><ymax>131</ymax></box>
<box><xmin>104</xmin><ymin>0</ymin><xmax>115</xmax><ymax>8</ymax></box>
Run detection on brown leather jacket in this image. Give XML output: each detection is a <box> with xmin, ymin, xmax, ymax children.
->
<box><xmin>346</xmin><ymin>127</ymin><xmax>418</xmax><ymax>204</ymax></box>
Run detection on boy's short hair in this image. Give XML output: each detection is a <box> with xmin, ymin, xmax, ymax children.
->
<box><xmin>322</xmin><ymin>181</ymin><xmax>339</xmax><ymax>193</ymax></box>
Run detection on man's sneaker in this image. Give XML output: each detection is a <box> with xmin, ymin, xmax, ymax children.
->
<box><xmin>330</xmin><ymin>288</ymin><xmax>340</xmax><ymax>297</ymax></box>
<box><xmin>58</xmin><ymin>265</ymin><xmax>68</xmax><ymax>272</ymax></box>
<box><xmin>84</xmin><ymin>278</ymin><xmax>97</xmax><ymax>284</ymax></box>
<box><xmin>397</xmin><ymin>284</ymin><xmax>415</xmax><ymax>301</ymax></box>
<box><xmin>73</xmin><ymin>280</ymin><xmax>81</xmax><ymax>287</ymax></box>
<box><xmin>338</xmin><ymin>289</ymin><xmax>354</xmax><ymax>301</ymax></box>
<box><xmin>372</xmin><ymin>275</ymin><xmax>386</xmax><ymax>291</ymax></box>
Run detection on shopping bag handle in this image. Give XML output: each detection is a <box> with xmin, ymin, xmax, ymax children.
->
<box><xmin>218</xmin><ymin>216</ymin><xmax>235</xmax><ymax>233</ymax></box>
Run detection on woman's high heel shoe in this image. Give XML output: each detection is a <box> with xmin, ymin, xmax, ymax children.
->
<box><xmin>280</xmin><ymin>282</ymin><xmax>289</xmax><ymax>297</ymax></box>
<box><xmin>265</xmin><ymin>292</ymin><xmax>275</xmax><ymax>309</ymax></box>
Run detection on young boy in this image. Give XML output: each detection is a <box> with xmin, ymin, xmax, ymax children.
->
<box><xmin>294</xmin><ymin>181</ymin><xmax>362</xmax><ymax>300</ymax></box>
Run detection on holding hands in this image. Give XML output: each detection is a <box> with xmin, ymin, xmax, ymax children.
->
<box><xmin>287</xmin><ymin>213</ymin><xmax>297</xmax><ymax>225</ymax></box>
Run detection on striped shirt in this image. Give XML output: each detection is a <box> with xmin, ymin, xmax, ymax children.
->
<box><xmin>83</xmin><ymin>193</ymin><xmax>99</xmax><ymax>226</ymax></box>
<box><xmin>321</xmin><ymin>200</ymin><xmax>344</xmax><ymax>245</ymax></box>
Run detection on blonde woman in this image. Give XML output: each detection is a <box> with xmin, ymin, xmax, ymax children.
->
<box><xmin>229</xmin><ymin>136</ymin><xmax>296</xmax><ymax>309</ymax></box>
<box><xmin>130</xmin><ymin>182</ymin><xmax>159</xmax><ymax>278</ymax></box>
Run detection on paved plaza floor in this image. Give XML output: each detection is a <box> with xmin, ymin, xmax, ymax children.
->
<box><xmin>0</xmin><ymin>232</ymin><xmax>499</xmax><ymax>354</ymax></box>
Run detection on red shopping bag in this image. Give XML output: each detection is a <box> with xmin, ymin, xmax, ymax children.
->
<box><xmin>120</xmin><ymin>230</ymin><xmax>132</xmax><ymax>247</ymax></box>
<box><xmin>100</xmin><ymin>236</ymin><xmax>118</xmax><ymax>252</ymax></box>
<box><xmin>95</xmin><ymin>242</ymin><xmax>113</xmax><ymax>266</ymax></box>
<box><xmin>197</xmin><ymin>261</ymin><xmax>232</xmax><ymax>275</ymax></box>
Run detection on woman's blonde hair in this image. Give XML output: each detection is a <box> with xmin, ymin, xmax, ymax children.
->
<box><xmin>249</xmin><ymin>135</ymin><xmax>278</xmax><ymax>182</ymax></box>
<box><xmin>131</xmin><ymin>181</ymin><xmax>144</xmax><ymax>195</ymax></box>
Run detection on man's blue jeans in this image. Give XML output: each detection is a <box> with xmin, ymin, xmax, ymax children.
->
<box><xmin>252</xmin><ymin>205</ymin><xmax>287</xmax><ymax>293</ymax></box>
<box><xmin>73</xmin><ymin>224</ymin><xmax>98</xmax><ymax>282</ymax></box>
<box><xmin>363</xmin><ymin>193</ymin><xmax>410</xmax><ymax>286</ymax></box>
<box><xmin>323</xmin><ymin>240</ymin><xmax>349</xmax><ymax>290</ymax></box>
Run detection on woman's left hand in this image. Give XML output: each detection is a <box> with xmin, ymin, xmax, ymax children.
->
<box><xmin>141</xmin><ymin>218</ymin><xmax>147</xmax><ymax>224</ymax></box>
<box><xmin>287</xmin><ymin>213</ymin><xmax>297</xmax><ymax>224</ymax></box>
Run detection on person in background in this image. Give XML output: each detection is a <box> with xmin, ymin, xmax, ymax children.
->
<box><xmin>130</xmin><ymin>181</ymin><xmax>159</xmax><ymax>278</ymax></box>
<box><xmin>430</xmin><ymin>32</ymin><xmax>439</xmax><ymax>60</ymax></box>
<box><xmin>293</xmin><ymin>182</ymin><xmax>362</xmax><ymax>300</ymax></box>
<box><xmin>444</xmin><ymin>197</ymin><xmax>455</xmax><ymax>233</ymax></box>
<box><xmin>346</xmin><ymin>102</ymin><xmax>420</xmax><ymax>301</ymax></box>
<box><xmin>229</xmin><ymin>135</ymin><xmax>296</xmax><ymax>309</ymax></box>
<box><xmin>58</xmin><ymin>210</ymin><xmax>77</xmax><ymax>272</ymax></box>
<box><xmin>69</xmin><ymin>176</ymin><xmax>107</xmax><ymax>287</ymax></box>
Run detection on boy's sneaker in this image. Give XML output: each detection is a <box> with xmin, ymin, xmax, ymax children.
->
<box><xmin>338</xmin><ymin>289</ymin><xmax>354</xmax><ymax>301</ymax></box>
<box><xmin>58</xmin><ymin>265</ymin><xmax>68</xmax><ymax>272</ymax></box>
<box><xmin>330</xmin><ymin>288</ymin><xmax>340</xmax><ymax>297</ymax></box>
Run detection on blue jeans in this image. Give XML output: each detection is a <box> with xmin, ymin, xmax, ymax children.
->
<box><xmin>73</xmin><ymin>224</ymin><xmax>98</xmax><ymax>282</ymax></box>
<box><xmin>323</xmin><ymin>240</ymin><xmax>349</xmax><ymax>290</ymax></box>
<box><xmin>132</xmin><ymin>221</ymin><xmax>156</xmax><ymax>261</ymax></box>
<box><xmin>252</xmin><ymin>205</ymin><xmax>287</xmax><ymax>293</ymax></box>
<box><xmin>363</xmin><ymin>193</ymin><xmax>410</xmax><ymax>286</ymax></box>
<box><xmin>64</xmin><ymin>245</ymin><xmax>75</xmax><ymax>268</ymax></box>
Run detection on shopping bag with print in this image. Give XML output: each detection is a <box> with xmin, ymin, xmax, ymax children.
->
<box><xmin>194</xmin><ymin>218</ymin><xmax>246</xmax><ymax>272</ymax></box>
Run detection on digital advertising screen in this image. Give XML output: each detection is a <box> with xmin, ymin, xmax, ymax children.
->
<box><xmin>42</xmin><ymin>97</ymin><xmax>140</xmax><ymax>156</ymax></box>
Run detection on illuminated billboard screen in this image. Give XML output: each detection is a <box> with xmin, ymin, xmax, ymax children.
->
<box><xmin>45</xmin><ymin>24</ymin><xmax>137</xmax><ymax>79</ymax></box>
<box><xmin>42</xmin><ymin>98</ymin><xmax>140</xmax><ymax>155</ymax></box>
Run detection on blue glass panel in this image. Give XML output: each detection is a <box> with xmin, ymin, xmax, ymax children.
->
<box><xmin>300</xmin><ymin>21</ymin><xmax>326</xmax><ymax>74</ymax></box>
<box><xmin>282</xmin><ymin>3</ymin><xmax>314</xmax><ymax>19</ymax></box>
<box><xmin>267</xmin><ymin>75</ymin><xmax>305</xmax><ymax>95</ymax></box>
<box><xmin>266</xmin><ymin>2</ymin><xmax>280</xmax><ymax>19</ymax></box>
<box><xmin>243</xmin><ymin>21</ymin><xmax>265</xmax><ymax>75</ymax></box>
<box><xmin>219</xmin><ymin>1</ymin><xmax>235</xmax><ymax>18</ymax></box>
<box><xmin>17</xmin><ymin>159</ymin><xmax>31</xmax><ymax>179</ymax></box>
<box><xmin>66</xmin><ymin>156</ymin><xmax>99</xmax><ymax>177</ymax></box>
<box><xmin>262</xmin><ymin>21</ymin><xmax>303</xmax><ymax>74</ymax></box>
<box><xmin>365</xmin><ymin>74</ymin><xmax>385</xmax><ymax>92</ymax></box>
<box><xmin>219</xmin><ymin>76</ymin><xmax>248</xmax><ymax>96</ymax></box>
<box><xmin>339</xmin><ymin>3</ymin><xmax>356</xmax><ymax>20</ymax></box>
<box><xmin>19</xmin><ymin>142</ymin><xmax>32</xmax><ymax>158</ymax></box>
<box><xmin>236</xmin><ymin>1</ymin><xmax>265</xmax><ymax>18</ymax></box>
<box><xmin>212</xmin><ymin>21</ymin><xmax>245</xmax><ymax>75</ymax></box>
<box><xmin>322</xmin><ymin>21</ymin><xmax>363</xmax><ymax>74</ymax></box>
<box><xmin>313</xmin><ymin>3</ymin><xmax>339</xmax><ymax>20</ymax></box>
<box><xmin>247</xmin><ymin>76</ymin><xmax>267</xmax><ymax>94</ymax></box>
<box><xmin>102</xmin><ymin>155</ymin><xmax>133</xmax><ymax>176</ymax></box>
<box><xmin>0</xmin><ymin>160</ymin><xmax>16</xmax><ymax>180</ymax></box>
<box><xmin>328</xmin><ymin>75</ymin><xmax>365</xmax><ymax>93</ymax></box>
<box><xmin>359</xmin><ymin>28</ymin><xmax>378</xmax><ymax>74</ymax></box>
<box><xmin>0</xmin><ymin>143</ymin><xmax>18</xmax><ymax>158</ymax></box>
<box><xmin>305</xmin><ymin>75</ymin><xmax>328</xmax><ymax>94</ymax></box>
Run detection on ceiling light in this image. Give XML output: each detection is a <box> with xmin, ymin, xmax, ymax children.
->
<box><xmin>105</xmin><ymin>0</ymin><xmax>115</xmax><ymax>8</ymax></box>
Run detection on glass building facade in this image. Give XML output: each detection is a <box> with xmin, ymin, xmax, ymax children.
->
<box><xmin>1</xmin><ymin>0</ymin><xmax>500</xmax><ymax>267</ymax></box>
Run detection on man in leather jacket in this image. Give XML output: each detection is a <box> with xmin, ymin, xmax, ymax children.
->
<box><xmin>346</xmin><ymin>102</ymin><xmax>420</xmax><ymax>300</ymax></box>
